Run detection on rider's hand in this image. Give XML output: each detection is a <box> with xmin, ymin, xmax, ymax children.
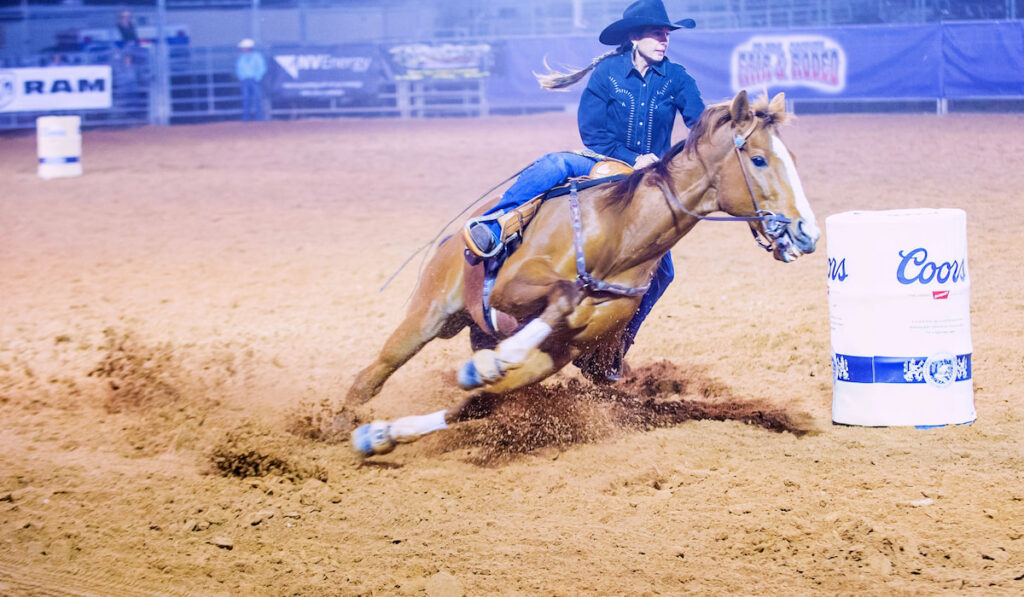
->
<box><xmin>633</xmin><ymin>153</ymin><xmax>659</xmax><ymax>169</ymax></box>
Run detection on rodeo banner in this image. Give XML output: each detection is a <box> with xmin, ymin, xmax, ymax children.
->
<box><xmin>386</xmin><ymin>43</ymin><xmax>492</xmax><ymax>80</ymax></box>
<box><xmin>680</xmin><ymin>24</ymin><xmax>943</xmax><ymax>101</ymax></box>
<box><xmin>0</xmin><ymin>66</ymin><xmax>112</xmax><ymax>113</ymax></box>
<box><xmin>269</xmin><ymin>45</ymin><xmax>384</xmax><ymax>103</ymax></box>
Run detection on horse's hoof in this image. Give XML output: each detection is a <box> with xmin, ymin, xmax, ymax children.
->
<box><xmin>351</xmin><ymin>421</ymin><xmax>396</xmax><ymax>456</ymax></box>
<box><xmin>458</xmin><ymin>360</ymin><xmax>484</xmax><ymax>390</ymax></box>
<box><xmin>328</xmin><ymin>410</ymin><xmax>357</xmax><ymax>437</ymax></box>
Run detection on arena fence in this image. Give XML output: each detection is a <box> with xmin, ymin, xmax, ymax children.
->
<box><xmin>1</xmin><ymin>19</ymin><xmax>1022</xmax><ymax>130</ymax></box>
<box><xmin>163</xmin><ymin>46</ymin><xmax>487</xmax><ymax>124</ymax></box>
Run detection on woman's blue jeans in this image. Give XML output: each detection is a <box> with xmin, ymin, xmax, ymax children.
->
<box><xmin>625</xmin><ymin>253</ymin><xmax>674</xmax><ymax>349</ymax></box>
<box><xmin>485</xmin><ymin>152</ymin><xmax>597</xmax><ymax>216</ymax></box>
<box><xmin>484</xmin><ymin>151</ymin><xmax>672</xmax><ymax>352</ymax></box>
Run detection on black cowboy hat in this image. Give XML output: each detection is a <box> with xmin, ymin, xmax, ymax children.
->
<box><xmin>599</xmin><ymin>0</ymin><xmax>696</xmax><ymax>46</ymax></box>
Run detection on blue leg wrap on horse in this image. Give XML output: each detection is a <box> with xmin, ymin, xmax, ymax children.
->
<box><xmin>352</xmin><ymin>423</ymin><xmax>383</xmax><ymax>455</ymax></box>
<box><xmin>458</xmin><ymin>360</ymin><xmax>483</xmax><ymax>389</ymax></box>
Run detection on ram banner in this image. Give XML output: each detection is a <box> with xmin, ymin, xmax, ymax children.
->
<box><xmin>0</xmin><ymin>66</ymin><xmax>112</xmax><ymax>113</ymax></box>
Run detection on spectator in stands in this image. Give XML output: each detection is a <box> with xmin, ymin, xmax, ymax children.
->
<box><xmin>116</xmin><ymin>10</ymin><xmax>139</xmax><ymax>48</ymax></box>
<box><xmin>462</xmin><ymin>0</ymin><xmax>705</xmax><ymax>383</ymax></box>
<box><xmin>115</xmin><ymin>9</ymin><xmax>143</xmax><ymax>82</ymax></box>
<box><xmin>235</xmin><ymin>38</ymin><xmax>267</xmax><ymax>122</ymax></box>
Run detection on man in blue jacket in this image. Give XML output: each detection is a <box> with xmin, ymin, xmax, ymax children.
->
<box><xmin>236</xmin><ymin>38</ymin><xmax>267</xmax><ymax>121</ymax></box>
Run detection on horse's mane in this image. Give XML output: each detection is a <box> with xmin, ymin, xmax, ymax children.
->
<box><xmin>598</xmin><ymin>95</ymin><xmax>790</xmax><ymax>211</ymax></box>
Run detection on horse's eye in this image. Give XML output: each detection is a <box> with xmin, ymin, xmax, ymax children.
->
<box><xmin>751</xmin><ymin>155</ymin><xmax>768</xmax><ymax>168</ymax></box>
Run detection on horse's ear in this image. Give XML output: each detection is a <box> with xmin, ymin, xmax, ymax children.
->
<box><xmin>769</xmin><ymin>92</ymin><xmax>786</xmax><ymax>115</ymax></box>
<box><xmin>730</xmin><ymin>90</ymin><xmax>752</xmax><ymax>125</ymax></box>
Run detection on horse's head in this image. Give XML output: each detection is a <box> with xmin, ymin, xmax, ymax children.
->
<box><xmin>692</xmin><ymin>91</ymin><xmax>820</xmax><ymax>262</ymax></box>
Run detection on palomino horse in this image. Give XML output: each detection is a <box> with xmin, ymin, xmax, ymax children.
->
<box><xmin>342</xmin><ymin>90</ymin><xmax>819</xmax><ymax>456</ymax></box>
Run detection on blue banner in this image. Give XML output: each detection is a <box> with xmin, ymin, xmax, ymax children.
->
<box><xmin>269</xmin><ymin>45</ymin><xmax>384</xmax><ymax>102</ymax></box>
<box><xmin>832</xmin><ymin>352</ymin><xmax>972</xmax><ymax>386</ymax></box>
<box><xmin>485</xmin><ymin>22</ymin><xmax>1022</xmax><ymax>110</ymax></box>
<box><xmin>942</xmin><ymin>21</ymin><xmax>1024</xmax><ymax>98</ymax></box>
<box><xmin>680</xmin><ymin>24</ymin><xmax>942</xmax><ymax>102</ymax></box>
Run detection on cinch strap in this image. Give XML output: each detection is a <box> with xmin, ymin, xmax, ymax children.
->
<box><xmin>832</xmin><ymin>353</ymin><xmax>972</xmax><ymax>384</ymax></box>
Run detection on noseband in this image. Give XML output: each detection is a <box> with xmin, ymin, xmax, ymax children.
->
<box><xmin>655</xmin><ymin>118</ymin><xmax>791</xmax><ymax>253</ymax></box>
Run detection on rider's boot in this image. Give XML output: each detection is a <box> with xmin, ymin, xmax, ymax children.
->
<box><xmin>462</xmin><ymin>217</ymin><xmax>501</xmax><ymax>259</ymax></box>
<box><xmin>465</xmin><ymin>220</ymin><xmax>499</xmax><ymax>257</ymax></box>
<box><xmin>575</xmin><ymin>330</ymin><xmax>634</xmax><ymax>384</ymax></box>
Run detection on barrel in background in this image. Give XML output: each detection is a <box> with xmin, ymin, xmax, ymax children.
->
<box><xmin>37</xmin><ymin>115</ymin><xmax>82</xmax><ymax>179</ymax></box>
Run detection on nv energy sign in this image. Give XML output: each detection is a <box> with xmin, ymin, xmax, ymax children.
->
<box><xmin>0</xmin><ymin>66</ymin><xmax>112</xmax><ymax>112</ymax></box>
<box><xmin>731</xmin><ymin>35</ymin><xmax>846</xmax><ymax>93</ymax></box>
<box><xmin>271</xmin><ymin>46</ymin><xmax>381</xmax><ymax>102</ymax></box>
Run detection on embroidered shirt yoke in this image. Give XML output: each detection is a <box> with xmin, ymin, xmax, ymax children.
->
<box><xmin>577</xmin><ymin>51</ymin><xmax>704</xmax><ymax>165</ymax></box>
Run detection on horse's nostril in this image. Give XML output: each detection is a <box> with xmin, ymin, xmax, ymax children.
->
<box><xmin>796</xmin><ymin>220</ymin><xmax>809</xmax><ymax>238</ymax></box>
<box><xmin>791</xmin><ymin>220</ymin><xmax>817</xmax><ymax>253</ymax></box>
<box><xmin>794</xmin><ymin>220</ymin><xmax>811</xmax><ymax>242</ymax></box>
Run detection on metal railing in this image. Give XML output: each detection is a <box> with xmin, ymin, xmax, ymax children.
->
<box><xmin>164</xmin><ymin>46</ymin><xmax>486</xmax><ymax>124</ymax></box>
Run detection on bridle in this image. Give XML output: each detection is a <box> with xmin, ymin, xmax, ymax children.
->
<box><xmin>565</xmin><ymin>115</ymin><xmax>793</xmax><ymax>298</ymax></box>
<box><xmin>655</xmin><ymin>117</ymin><xmax>792</xmax><ymax>253</ymax></box>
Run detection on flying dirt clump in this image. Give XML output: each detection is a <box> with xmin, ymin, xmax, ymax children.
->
<box><xmin>284</xmin><ymin>397</ymin><xmax>346</xmax><ymax>442</ymax></box>
<box><xmin>88</xmin><ymin>327</ymin><xmax>183</xmax><ymax>413</ymax></box>
<box><xmin>210</xmin><ymin>424</ymin><xmax>329</xmax><ymax>482</ymax></box>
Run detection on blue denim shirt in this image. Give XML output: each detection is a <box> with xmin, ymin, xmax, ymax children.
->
<box><xmin>577</xmin><ymin>51</ymin><xmax>704</xmax><ymax>165</ymax></box>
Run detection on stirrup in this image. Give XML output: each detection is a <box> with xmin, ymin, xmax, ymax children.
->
<box><xmin>463</xmin><ymin>213</ymin><xmax>504</xmax><ymax>259</ymax></box>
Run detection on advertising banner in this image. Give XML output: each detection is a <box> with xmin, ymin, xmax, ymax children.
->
<box><xmin>0</xmin><ymin>66</ymin><xmax>113</xmax><ymax>113</ymax></box>
<box><xmin>386</xmin><ymin>43</ymin><xmax>492</xmax><ymax>80</ymax></box>
<box><xmin>270</xmin><ymin>45</ymin><xmax>384</xmax><ymax>102</ymax></box>
<box><xmin>486</xmin><ymin>23</ymin><xmax>953</xmax><ymax>109</ymax></box>
<box><xmin>942</xmin><ymin>21</ymin><xmax>1024</xmax><ymax>98</ymax></box>
<box><xmin>678</xmin><ymin>24</ymin><xmax>942</xmax><ymax>102</ymax></box>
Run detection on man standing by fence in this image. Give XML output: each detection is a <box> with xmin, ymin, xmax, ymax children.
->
<box><xmin>235</xmin><ymin>38</ymin><xmax>267</xmax><ymax>122</ymax></box>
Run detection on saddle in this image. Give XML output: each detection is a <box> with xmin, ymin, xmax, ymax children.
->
<box><xmin>462</xmin><ymin>160</ymin><xmax>634</xmax><ymax>341</ymax></box>
<box><xmin>462</xmin><ymin>160</ymin><xmax>634</xmax><ymax>255</ymax></box>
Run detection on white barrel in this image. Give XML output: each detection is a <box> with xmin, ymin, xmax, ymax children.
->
<box><xmin>36</xmin><ymin>116</ymin><xmax>83</xmax><ymax>179</ymax></box>
<box><xmin>827</xmin><ymin>208</ymin><xmax>975</xmax><ymax>427</ymax></box>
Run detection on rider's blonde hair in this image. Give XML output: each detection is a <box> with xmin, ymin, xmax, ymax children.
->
<box><xmin>534</xmin><ymin>41</ymin><xmax>632</xmax><ymax>90</ymax></box>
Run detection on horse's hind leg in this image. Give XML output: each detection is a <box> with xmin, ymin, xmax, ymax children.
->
<box><xmin>345</xmin><ymin>300</ymin><xmax>467</xmax><ymax>408</ymax></box>
<box><xmin>341</xmin><ymin>239</ymin><xmax>468</xmax><ymax>422</ymax></box>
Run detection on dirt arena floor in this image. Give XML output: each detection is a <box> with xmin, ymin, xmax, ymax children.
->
<box><xmin>1</xmin><ymin>109</ymin><xmax>1023</xmax><ymax>596</ymax></box>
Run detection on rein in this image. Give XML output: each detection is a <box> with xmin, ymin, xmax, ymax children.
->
<box><xmin>568</xmin><ymin>180</ymin><xmax>651</xmax><ymax>297</ymax></box>
<box><xmin>655</xmin><ymin>119</ymin><xmax>791</xmax><ymax>252</ymax></box>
